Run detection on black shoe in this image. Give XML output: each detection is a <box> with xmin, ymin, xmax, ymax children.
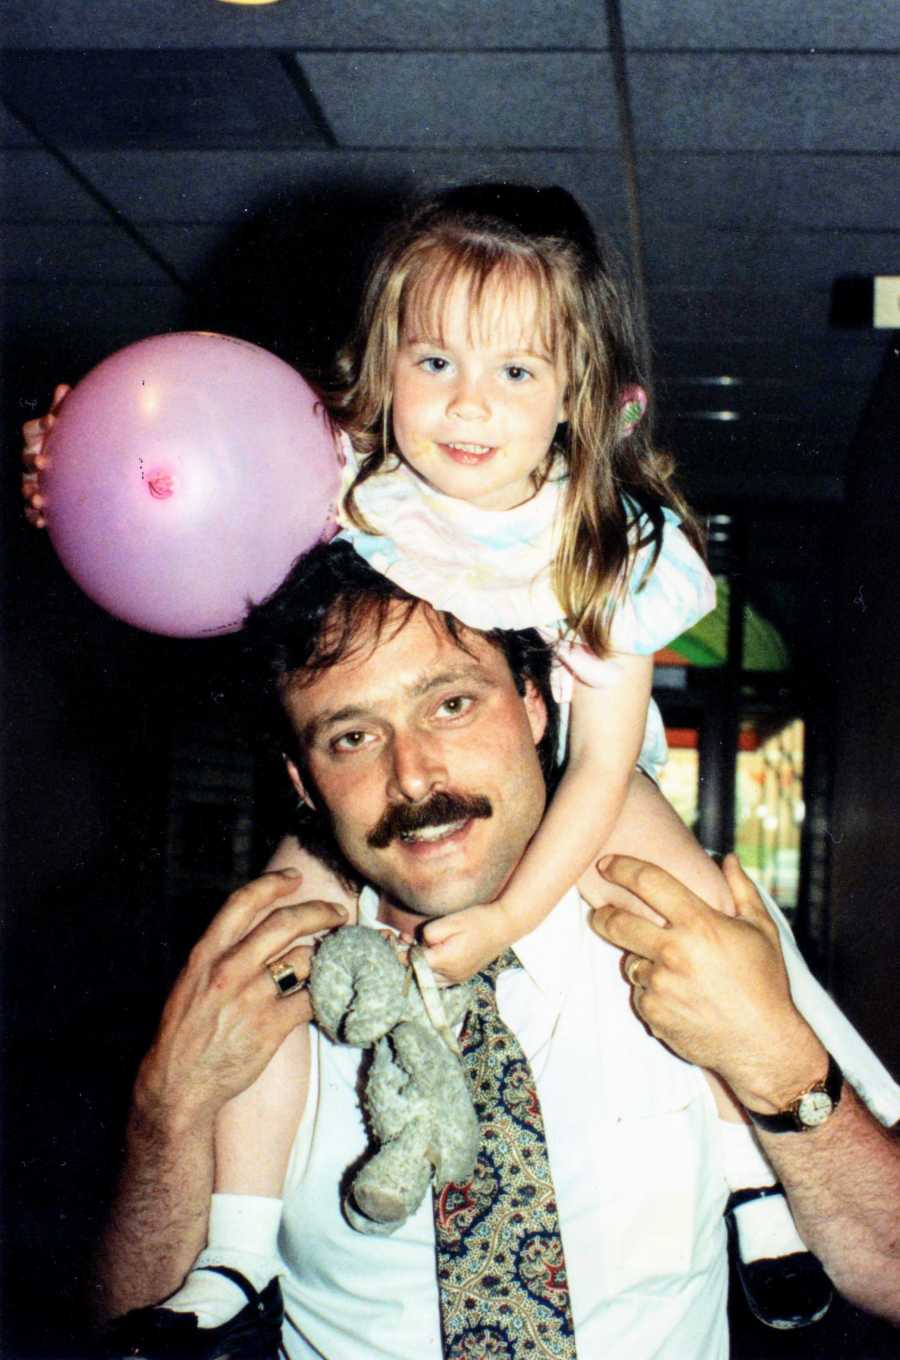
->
<box><xmin>726</xmin><ymin>1187</ymin><xmax>833</xmax><ymax>1330</ymax></box>
<box><xmin>101</xmin><ymin>1267</ymin><xmax>283</xmax><ymax>1359</ymax></box>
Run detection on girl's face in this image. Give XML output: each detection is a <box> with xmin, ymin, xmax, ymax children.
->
<box><xmin>390</xmin><ymin>272</ymin><xmax>568</xmax><ymax>511</ymax></box>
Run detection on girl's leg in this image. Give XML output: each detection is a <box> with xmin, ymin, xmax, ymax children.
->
<box><xmin>163</xmin><ymin>838</ymin><xmax>357</xmax><ymax>1326</ymax></box>
<box><xmin>213</xmin><ymin>832</ymin><xmax>357</xmax><ymax>1196</ymax></box>
<box><xmin>215</xmin><ymin>1024</ymin><xmax>310</xmax><ymax>1195</ymax></box>
<box><xmin>164</xmin><ymin>1029</ymin><xmax>312</xmax><ymax>1325</ymax></box>
<box><xmin>577</xmin><ymin>768</ymin><xmax>735</xmax><ymax>919</ymax></box>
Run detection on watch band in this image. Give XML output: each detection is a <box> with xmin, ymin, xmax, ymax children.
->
<box><xmin>746</xmin><ymin>1053</ymin><xmax>843</xmax><ymax>1134</ymax></box>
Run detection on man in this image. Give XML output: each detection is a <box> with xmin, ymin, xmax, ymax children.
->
<box><xmin>98</xmin><ymin>541</ymin><xmax>900</xmax><ymax>1357</ymax></box>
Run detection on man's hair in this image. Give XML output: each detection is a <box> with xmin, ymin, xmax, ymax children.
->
<box><xmin>242</xmin><ymin>539</ymin><xmax>560</xmax><ymax>884</ymax></box>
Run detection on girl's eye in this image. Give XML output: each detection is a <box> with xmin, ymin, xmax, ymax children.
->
<box><xmin>419</xmin><ymin>356</ymin><xmax>451</xmax><ymax>375</ymax></box>
<box><xmin>436</xmin><ymin>695</ymin><xmax>474</xmax><ymax>719</ymax></box>
<box><xmin>503</xmin><ymin>364</ymin><xmax>533</xmax><ymax>383</ymax></box>
<box><xmin>331</xmin><ymin>730</ymin><xmax>374</xmax><ymax>753</ymax></box>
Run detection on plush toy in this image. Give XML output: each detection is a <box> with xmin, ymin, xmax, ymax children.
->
<box><xmin>309</xmin><ymin>925</ymin><xmax>481</xmax><ymax>1235</ymax></box>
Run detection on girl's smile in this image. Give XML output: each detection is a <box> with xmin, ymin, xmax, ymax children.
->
<box><xmin>440</xmin><ymin>441</ymin><xmax>497</xmax><ymax>466</ymax></box>
<box><xmin>391</xmin><ymin>274</ymin><xmax>568</xmax><ymax>511</ymax></box>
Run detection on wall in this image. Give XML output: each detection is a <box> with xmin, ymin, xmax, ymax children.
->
<box><xmin>830</xmin><ymin>342</ymin><xmax>900</xmax><ymax>1079</ymax></box>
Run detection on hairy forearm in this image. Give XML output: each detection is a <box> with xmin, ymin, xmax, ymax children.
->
<box><xmin>93</xmin><ymin>1084</ymin><xmax>215</xmax><ymax>1320</ymax></box>
<box><xmin>720</xmin><ymin>1022</ymin><xmax>900</xmax><ymax>1321</ymax></box>
<box><xmin>756</xmin><ymin>1085</ymin><xmax>900</xmax><ymax>1322</ymax></box>
<box><xmin>590</xmin><ymin>855</ymin><xmax>900</xmax><ymax>1324</ymax></box>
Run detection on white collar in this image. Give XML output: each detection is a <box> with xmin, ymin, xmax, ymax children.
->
<box><xmin>357</xmin><ymin>883</ymin><xmax>583</xmax><ymax>1016</ymax></box>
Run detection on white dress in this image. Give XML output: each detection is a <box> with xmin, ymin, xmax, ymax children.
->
<box><xmin>336</xmin><ymin>438</ymin><xmax>716</xmax><ymax>776</ymax></box>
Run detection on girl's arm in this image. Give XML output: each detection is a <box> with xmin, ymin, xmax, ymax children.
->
<box><xmin>423</xmin><ymin>656</ymin><xmax>658</xmax><ymax>978</ymax></box>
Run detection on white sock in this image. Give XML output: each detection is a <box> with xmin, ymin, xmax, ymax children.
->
<box><xmin>163</xmin><ymin>1194</ymin><xmax>283</xmax><ymax>1327</ymax></box>
<box><xmin>731</xmin><ymin>1194</ymin><xmax>809</xmax><ymax>1263</ymax></box>
<box><xmin>719</xmin><ymin>1122</ymin><xmax>808</xmax><ymax>1262</ymax></box>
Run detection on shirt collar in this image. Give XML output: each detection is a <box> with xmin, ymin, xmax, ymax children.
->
<box><xmin>511</xmin><ymin>885</ymin><xmax>584</xmax><ymax>1012</ymax></box>
<box><xmin>357</xmin><ymin>883</ymin><xmax>583</xmax><ymax>1014</ymax></box>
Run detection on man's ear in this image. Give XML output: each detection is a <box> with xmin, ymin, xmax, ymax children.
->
<box><xmin>522</xmin><ymin>679</ymin><xmax>548</xmax><ymax>746</ymax></box>
<box><xmin>284</xmin><ymin>756</ymin><xmax>314</xmax><ymax>808</ymax></box>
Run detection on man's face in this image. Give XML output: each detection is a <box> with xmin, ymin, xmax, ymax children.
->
<box><xmin>283</xmin><ymin>605</ymin><xmax>548</xmax><ymax>923</ymax></box>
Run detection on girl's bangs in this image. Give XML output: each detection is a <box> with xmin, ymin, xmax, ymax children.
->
<box><xmin>399</xmin><ymin>243</ymin><xmax>562</xmax><ymax>360</ymax></box>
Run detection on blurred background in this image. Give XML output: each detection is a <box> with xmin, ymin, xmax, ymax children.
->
<box><xmin>2</xmin><ymin>3</ymin><xmax>898</xmax><ymax>1356</ymax></box>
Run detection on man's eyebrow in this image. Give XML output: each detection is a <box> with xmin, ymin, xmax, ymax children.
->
<box><xmin>408</xmin><ymin>664</ymin><xmax>497</xmax><ymax>698</ymax></box>
<box><xmin>301</xmin><ymin>704</ymin><xmax>371</xmax><ymax>748</ymax></box>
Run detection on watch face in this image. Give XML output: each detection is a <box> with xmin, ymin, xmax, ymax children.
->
<box><xmin>797</xmin><ymin>1090</ymin><xmax>834</xmax><ymax>1127</ymax></box>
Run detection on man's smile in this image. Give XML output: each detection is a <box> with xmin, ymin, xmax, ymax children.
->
<box><xmin>367</xmin><ymin>789</ymin><xmax>492</xmax><ymax>850</ymax></box>
<box><xmin>399</xmin><ymin>819</ymin><xmax>466</xmax><ymax>844</ymax></box>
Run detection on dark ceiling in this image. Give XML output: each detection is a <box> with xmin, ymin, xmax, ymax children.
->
<box><xmin>2</xmin><ymin>0</ymin><xmax>897</xmax><ymax>514</ymax></box>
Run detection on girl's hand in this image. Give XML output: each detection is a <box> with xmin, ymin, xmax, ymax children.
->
<box><xmin>421</xmin><ymin>901</ymin><xmax>518</xmax><ymax>984</ymax></box>
<box><xmin>22</xmin><ymin>383</ymin><xmax>70</xmax><ymax>528</ymax></box>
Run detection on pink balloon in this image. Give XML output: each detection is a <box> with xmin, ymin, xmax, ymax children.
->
<box><xmin>43</xmin><ymin>332</ymin><xmax>341</xmax><ymax>637</ymax></box>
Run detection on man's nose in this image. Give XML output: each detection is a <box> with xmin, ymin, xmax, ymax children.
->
<box><xmin>447</xmin><ymin>374</ymin><xmax>489</xmax><ymax>421</ymax></box>
<box><xmin>386</xmin><ymin>730</ymin><xmax>447</xmax><ymax>803</ymax></box>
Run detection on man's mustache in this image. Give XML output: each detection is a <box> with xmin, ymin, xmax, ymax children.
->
<box><xmin>367</xmin><ymin>790</ymin><xmax>493</xmax><ymax>849</ymax></box>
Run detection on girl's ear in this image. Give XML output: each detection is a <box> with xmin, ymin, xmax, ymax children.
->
<box><xmin>620</xmin><ymin>385</ymin><xmax>648</xmax><ymax>436</ymax></box>
<box><xmin>284</xmin><ymin>756</ymin><xmax>314</xmax><ymax>808</ymax></box>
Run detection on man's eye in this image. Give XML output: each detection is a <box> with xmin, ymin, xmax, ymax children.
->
<box><xmin>437</xmin><ymin>695</ymin><xmax>473</xmax><ymax>718</ymax></box>
<box><xmin>332</xmin><ymin>730</ymin><xmax>372</xmax><ymax>752</ymax></box>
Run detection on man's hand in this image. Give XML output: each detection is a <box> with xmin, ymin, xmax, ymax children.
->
<box><xmin>589</xmin><ymin>854</ymin><xmax>826</xmax><ymax>1114</ymax></box>
<box><xmin>134</xmin><ymin>870</ymin><xmax>347</xmax><ymax>1133</ymax></box>
<box><xmin>95</xmin><ymin>869</ymin><xmax>347</xmax><ymax>1319</ymax></box>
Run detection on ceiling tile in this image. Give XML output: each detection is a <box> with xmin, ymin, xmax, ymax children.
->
<box><xmin>141</xmin><ymin>179</ymin><xmax>630</xmax><ymax>271</ymax></box>
<box><xmin>0</xmin><ymin>102</ymin><xmax>37</xmax><ymax>147</ymax></box>
<box><xmin>298</xmin><ymin>53</ymin><xmax>620</xmax><ymax>148</ymax></box>
<box><xmin>3</xmin><ymin>223</ymin><xmax>175</xmax><ymax>284</ymax></box>
<box><xmin>66</xmin><ymin>148</ymin><xmax>631</xmax><ymax>230</ymax></box>
<box><xmin>650</xmin><ymin>286</ymin><xmax>842</xmax><ymax>341</ymax></box>
<box><xmin>3</xmin><ymin>149</ymin><xmax>107</xmax><ymax>221</ymax></box>
<box><xmin>622</xmin><ymin>0</ymin><xmax>899</xmax><ymax>50</ymax></box>
<box><xmin>637</xmin><ymin>154</ymin><xmax>900</xmax><ymax>232</ymax></box>
<box><xmin>2</xmin><ymin>51</ymin><xmax>329</xmax><ymax>150</ymax></box>
<box><xmin>4</xmin><ymin>282</ymin><xmax>189</xmax><ymax>359</ymax></box>
<box><xmin>656</xmin><ymin>339</ymin><xmax>886</xmax><ymax>391</ymax></box>
<box><xmin>4</xmin><ymin>0</ymin><xmax>607</xmax><ymax>50</ymax></box>
<box><xmin>644</xmin><ymin>228</ymin><xmax>898</xmax><ymax>292</ymax></box>
<box><xmin>66</xmin><ymin>150</ymin><xmax>301</xmax><ymax>223</ymax></box>
<box><xmin>137</xmin><ymin>224</ymin><xmax>246</xmax><ymax>283</ymax></box>
<box><xmin>630</xmin><ymin>54</ymin><xmax>897</xmax><ymax>151</ymax></box>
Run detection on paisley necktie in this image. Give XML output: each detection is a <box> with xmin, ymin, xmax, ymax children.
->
<box><xmin>433</xmin><ymin>950</ymin><xmax>577</xmax><ymax>1359</ymax></box>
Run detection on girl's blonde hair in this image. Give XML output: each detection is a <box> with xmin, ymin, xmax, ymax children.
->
<box><xmin>327</xmin><ymin>183</ymin><xmax>704</xmax><ymax>657</ymax></box>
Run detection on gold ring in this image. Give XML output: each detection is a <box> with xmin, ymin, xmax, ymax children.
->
<box><xmin>268</xmin><ymin>960</ymin><xmax>306</xmax><ymax>998</ymax></box>
<box><xmin>625</xmin><ymin>955</ymin><xmax>644</xmax><ymax>988</ymax></box>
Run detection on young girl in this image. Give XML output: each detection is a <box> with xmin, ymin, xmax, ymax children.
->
<box><xmin>23</xmin><ymin>183</ymin><xmax>822</xmax><ymax>1341</ymax></box>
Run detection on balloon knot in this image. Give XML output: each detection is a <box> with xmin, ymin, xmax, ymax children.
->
<box><xmin>148</xmin><ymin>471</ymin><xmax>174</xmax><ymax>499</ymax></box>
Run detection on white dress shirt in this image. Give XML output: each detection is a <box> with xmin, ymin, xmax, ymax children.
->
<box><xmin>278</xmin><ymin>888</ymin><xmax>900</xmax><ymax>1359</ymax></box>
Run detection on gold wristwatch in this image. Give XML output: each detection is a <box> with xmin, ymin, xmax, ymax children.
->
<box><xmin>746</xmin><ymin>1053</ymin><xmax>843</xmax><ymax>1134</ymax></box>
